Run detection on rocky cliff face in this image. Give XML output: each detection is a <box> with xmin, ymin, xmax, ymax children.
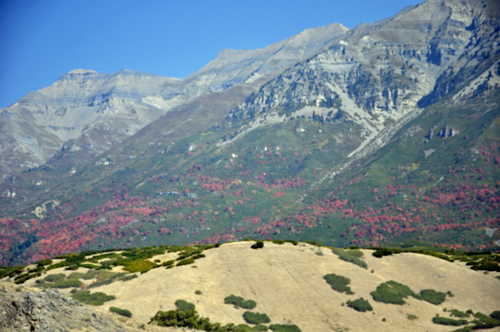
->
<box><xmin>226</xmin><ymin>0</ymin><xmax>500</xmax><ymax>170</ymax></box>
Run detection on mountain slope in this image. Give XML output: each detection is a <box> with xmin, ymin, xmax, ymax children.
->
<box><xmin>0</xmin><ymin>24</ymin><xmax>348</xmax><ymax>184</ymax></box>
<box><xmin>0</xmin><ymin>0</ymin><xmax>499</xmax><ymax>266</ymax></box>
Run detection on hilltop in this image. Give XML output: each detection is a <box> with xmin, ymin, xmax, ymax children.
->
<box><xmin>2</xmin><ymin>241</ymin><xmax>499</xmax><ymax>331</ymax></box>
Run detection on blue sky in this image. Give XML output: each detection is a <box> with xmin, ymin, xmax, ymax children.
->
<box><xmin>0</xmin><ymin>0</ymin><xmax>422</xmax><ymax>109</ymax></box>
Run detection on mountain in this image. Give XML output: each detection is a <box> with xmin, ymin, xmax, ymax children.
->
<box><xmin>2</xmin><ymin>242</ymin><xmax>500</xmax><ymax>332</ymax></box>
<box><xmin>0</xmin><ymin>24</ymin><xmax>347</xmax><ymax>184</ymax></box>
<box><xmin>0</xmin><ymin>0</ymin><xmax>499</xmax><ymax>266</ymax></box>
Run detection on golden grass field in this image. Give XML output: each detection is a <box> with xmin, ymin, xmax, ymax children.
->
<box><xmin>15</xmin><ymin>242</ymin><xmax>500</xmax><ymax>331</ymax></box>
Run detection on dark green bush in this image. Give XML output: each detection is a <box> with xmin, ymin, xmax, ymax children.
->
<box><xmin>272</xmin><ymin>240</ymin><xmax>285</xmax><ymax>245</ymax></box>
<box><xmin>0</xmin><ymin>266</ymin><xmax>25</xmax><ymax>278</ymax></box>
<box><xmin>176</xmin><ymin>258</ymin><xmax>195</xmax><ymax>266</ymax></box>
<box><xmin>284</xmin><ymin>240</ymin><xmax>298</xmax><ymax>246</ymax></box>
<box><xmin>14</xmin><ymin>273</ymin><xmax>39</xmax><ymax>284</ymax></box>
<box><xmin>432</xmin><ymin>316</ymin><xmax>468</xmax><ymax>326</ymax></box>
<box><xmin>372</xmin><ymin>248</ymin><xmax>394</xmax><ymax>258</ymax></box>
<box><xmin>162</xmin><ymin>260</ymin><xmax>175</xmax><ymax>267</ymax></box>
<box><xmin>224</xmin><ymin>295</ymin><xmax>257</xmax><ymax>309</ymax></box>
<box><xmin>370</xmin><ymin>281</ymin><xmax>420</xmax><ymax>305</ymax></box>
<box><xmin>243</xmin><ymin>311</ymin><xmax>271</xmax><ymax>324</ymax></box>
<box><xmin>71</xmin><ymin>291</ymin><xmax>116</xmax><ymax>305</ymax></box>
<box><xmin>149</xmin><ymin>309</ymin><xmax>210</xmax><ymax>328</ymax></box>
<box><xmin>65</xmin><ymin>265</ymin><xmax>80</xmax><ymax>271</ymax></box>
<box><xmin>110</xmin><ymin>306</ymin><xmax>132</xmax><ymax>318</ymax></box>
<box><xmin>346</xmin><ymin>298</ymin><xmax>373</xmax><ymax>312</ymax></box>
<box><xmin>36</xmin><ymin>259</ymin><xmax>53</xmax><ymax>267</ymax></box>
<box><xmin>44</xmin><ymin>273</ymin><xmax>66</xmax><ymax>283</ymax></box>
<box><xmin>50</xmin><ymin>278</ymin><xmax>82</xmax><ymax>289</ymax></box>
<box><xmin>175</xmin><ymin>299</ymin><xmax>195</xmax><ymax>311</ymax></box>
<box><xmin>490</xmin><ymin>311</ymin><xmax>500</xmax><ymax>320</ymax></box>
<box><xmin>471</xmin><ymin>312</ymin><xmax>500</xmax><ymax>329</ymax></box>
<box><xmin>269</xmin><ymin>324</ymin><xmax>301</xmax><ymax>332</ymax></box>
<box><xmin>323</xmin><ymin>273</ymin><xmax>353</xmax><ymax>294</ymax></box>
<box><xmin>331</xmin><ymin>248</ymin><xmax>367</xmax><ymax>269</ymax></box>
<box><xmin>251</xmin><ymin>242</ymin><xmax>264</xmax><ymax>249</ymax></box>
<box><xmin>46</xmin><ymin>261</ymin><xmax>71</xmax><ymax>271</ymax></box>
<box><xmin>192</xmin><ymin>254</ymin><xmax>206</xmax><ymax>260</ymax></box>
<box><xmin>450</xmin><ymin>309</ymin><xmax>470</xmax><ymax>318</ymax></box>
<box><xmin>420</xmin><ymin>289</ymin><xmax>446</xmax><ymax>305</ymax></box>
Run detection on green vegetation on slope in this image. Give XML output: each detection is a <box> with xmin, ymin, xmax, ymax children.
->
<box><xmin>323</xmin><ymin>273</ymin><xmax>354</xmax><ymax>294</ymax></box>
<box><xmin>370</xmin><ymin>281</ymin><xmax>420</xmax><ymax>305</ymax></box>
<box><xmin>224</xmin><ymin>294</ymin><xmax>257</xmax><ymax>309</ymax></box>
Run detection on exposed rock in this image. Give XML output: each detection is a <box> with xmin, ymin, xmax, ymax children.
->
<box><xmin>437</xmin><ymin>125</ymin><xmax>459</xmax><ymax>138</ymax></box>
<box><xmin>0</xmin><ymin>284</ymin><xmax>126</xmax><ymax>332</ymax></box>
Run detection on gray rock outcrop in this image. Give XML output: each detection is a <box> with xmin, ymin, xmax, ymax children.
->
<box><xmin>0</xmin><ymin>285</ymin><xmax>126</xmax><ymax>332</ymax></box>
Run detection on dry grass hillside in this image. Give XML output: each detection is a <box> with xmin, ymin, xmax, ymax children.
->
<box><xmin>7</xmin><ymin>241</ymin><xmax>500</xmax><ymax>332</ymax></box>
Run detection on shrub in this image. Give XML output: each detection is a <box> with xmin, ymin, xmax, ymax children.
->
<box><xmin>123</xmin><ymin>259</ymin><xmax>157</xmax><ymax>273</ymax></box>
<box><xmin>432</xmin><ymin>316</ymin><xmax>468</xmax><ymax>326</ymax></box>
<box><xmin>67</xmin><ymin>272</ymin><xmax>85</xmax><ymax>279</ymax></box>
<box><xmin>119</xmin><ymin>274</ymin><xmax>138</xmax><ymax>282</ymax></box>
<box><xmin>36</xmin><ymin>259</ymin><xmax>53</xmax><ymax>267</ymax></box>
<box><xmin>272</xmin><ymin>240</ymin><xmax>285</xmax><ymax>245</ymax></box>
<box><xmin>472</xmin><ymin>312</ymin><xmax>500</xmax><ymax>329</ymax></box>
<box><xmin>149</xmin><ymin>309</ymin><xmax>213</xmax><ymax>329</ymax></box>
<box><xmin>305</xmin><ymin>241</ymin><xmax>322</xmax><ymax>247</ymax></box>
<box><xmin>331</xmin><ymin>248</ymin><xmax>367</xmax><ymax>269</ymax></box>
<box><xmin>44</xmin><ymin>273</ymin><xmax>66</xmax><ymax>283</ymax></box>
<box><xmin>175</xmin><ymin>299</ymin><xmax>195</xmax><ymax>311</ymax></box>
<box><xmin>46</xmin><ymin>261</ymin><xmax>71</xmax><ymax>271</ymax></box>
<box><xmin>490</xmin><ymin>311</ymin><xmax>500</xmax><ymax>320</ymax></box>
<box><xmin>269</xmin><ymin>324</ymin><xmax>301</xmax><ymax>332</ymax></box>
<box><xmin>162</xmin><ymin>260</ymin><xmax>175</xmax><ymax>267</ymax></box>
<box><xmin>71</xmin><ymin>291</ymin><xmax>116</xmax><ymax>305</ymax></box>
<box><xmin>420</xmin><ymin>289</ymin><xmax>446</xmax><ymax>305</ymax></box>
<box><xmin>110</xmin><ymin>306</ymin><xmax>132</xmax><ymax>318</ymax></box>
<box><xmin>79</xmin><ymin>263</ymin><xmax>100</xmax><ymax>269</ymax></box>
<box><xmin>450</xmin><ymin>309</ymin><xmax>470</xmax><ymax>318</ymax></box>
<box><xmin>370</xmin><ymin>281</ymin><xmax>420</xmax><ymax>305</ymax></box>
<box><xmin>345</xmin><ymin>249</ymin><xmax>363</xmax><ymax>258</ymax></box>
<box><xmin>50</xmin><ymin>278</ymin><xmax>82</xmax><ymax>289</ymax></box>
<box><xmin>195</xmin><ymin>290</ymin><xmax>202</xmax><ymax>295</ymax></box>
<box><xmin>14</xmin><ymin>273</ymin><xmax>38</xmax><ymax>284</ymax></box>
<box><xmin>176</xmin><ymin>258</ymin><xmax>195</xmax><ymax>266</ymax></box>
<box><xmin>243</xmin><ymin>311</ymin><xmax>271</xmax><ymax>324</ymax></box>
<box><xmin>346</xmin><ymin>298</ymin><xmax>373</xmax><ymax>312</ymax></box>
<box><xmin>251</xmin><ymin>242</ymin><xmax>264</xmax><ymax>249</ymax></box>
<box><xmin>284</xmin><ymin>240</ymin><xmax>298</xmax><ymax>246</ymax></box>
<box><xmin>407</xmin><ymin>314</ymin><xmax>418</xmax><ymax>320</ymax></box>
<box><xmin>80</xmin><ymin>269</ymin><xmax>115</xmax><ymax>280</ymax></box>
<box><xmin>323</xmin><ymin>273</ymin><xmax>353</xmax><ymax>294</ymax></box>
<box><xmin>0</xmin><ymin>266</ymin><xmax>25</xmax><ymax>278</ymax></box>
<box><xmin>372</xmin><ymin>248</ymin><xmax>393</xmax><ymax>258</ymax></box>
<box><xmin>224</xmin><ymin>294</ymin><xmax>257</xmax><ymax>309</ymax></box>
<box><xmin>192</xmin><ymin>254</ymin><xmax>205</xmax><ymax>260</ymax></box>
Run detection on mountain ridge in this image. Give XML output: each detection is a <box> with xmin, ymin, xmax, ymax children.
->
<box><xmin>0</xmin><ymin>0</ymin><xmax>499</xmax><ymax>267</ymax></box>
